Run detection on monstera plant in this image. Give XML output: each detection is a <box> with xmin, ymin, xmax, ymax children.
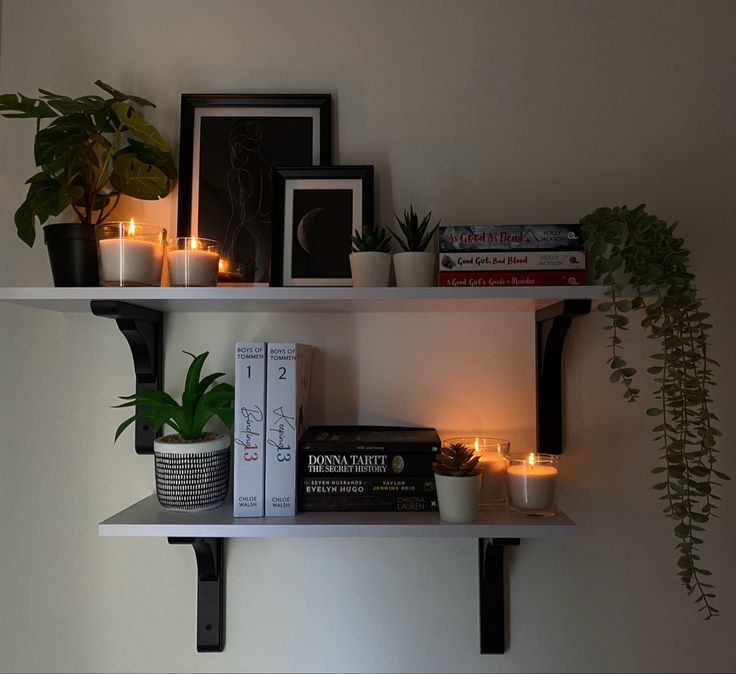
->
<box><xmin>582</xmin><ymin>204</ymin><xmax>726</xmax><ymax>618</ymax></box>
<box><xmin>0</xmin><ymin>80</ymin><xmax>177</xmax><ymax>245</ymax></box>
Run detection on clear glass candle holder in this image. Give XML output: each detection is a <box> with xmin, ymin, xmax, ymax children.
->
<box><xmin>443</xmin><ymin>436</ymin><xmax>511</xmax><ymax>507</ymax></box>
<box><xmin>505</xmin><ymin>453</ymin><xmax>560</xmax><ymax>518</ymax></box>
<box><xmin>168</xmin><ymin>237</ymin><xmax>220</xmax><ymax>287</ymax></box>
<box><xmin>96</xmin><ymin>221</ymin><xmax>166</xmax><ymax>287</ymax></box>
<box><xmin>217</xmin><ymin>259</ymin><xmax>247</xmax><ymax>285</ymax></box>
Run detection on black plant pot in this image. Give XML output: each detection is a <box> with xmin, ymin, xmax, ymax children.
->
<box><xmin>43</xmin><ymin>223</ymin><xmax>99</xmax><ymax>287</ymax></box>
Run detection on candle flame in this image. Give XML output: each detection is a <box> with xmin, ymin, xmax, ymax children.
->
<box><xmin>474</xmin><ymin>437</ymin><xmax>480</xmax><ymax>453</ymax></box>
<box><xmin>528</xmin><ymin>453</ymin><xmax>536</xmax><ymax>467</ymax></box>
<box><xmin>190</xmin><ymin>237</ymin><xmax>199</xmax><ymax>250</ymax></box>
<box><xmin>219</xmin><ymin>259</ymin><xmax>225</xmax><ymax>272</ymax></box>
<box><xmin>497</xmin><ymin>443</ymin><xmax>502</xmax><ymax>454</ymax></box>
<box><xmin>127</xmin><ymin>218</ymin><xmax>136</xmax><ymax>236</ymax></box>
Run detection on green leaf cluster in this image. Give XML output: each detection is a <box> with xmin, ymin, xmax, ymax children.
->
<box><xmin>390</xmin><ymin>205</ymin><xmax>441</xmax><ymax>252</ymax></box>
<box><xmin>581</xmin><ymin>203</ymin><xmax>726</xmax><ymax>619</ymax></box>
<box><xmin>433</xmin><ymin>442</ymin><xmax>481</xmax><ymax>477</ymax></box>
<box><xmin>351</xmin><ymin>226</ymin><xmax>392</xmax><ymax>253</ymax></box>
<box><xmin>114</xmin><ymin>351</ymin><xmax>234</xmax><ymax>443</ymax></box>
<box><xmin>0</xmin><ymin>80</ymin><xmax>177</xmax><ymax>246</ymax></box>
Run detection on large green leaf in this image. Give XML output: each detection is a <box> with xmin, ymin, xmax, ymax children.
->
<box><xmin>28</xmin><ymin>176</ymin><xmax>72</xmax><ymax>218</ymax></box>
<box><xmin>111</xmin><ymin>102</ymin><xmax>169</xmax><ymax>152</ymax></box>
<box><xmin>110</xmin><ymin>154</ymin><xmax>170</xmax><ymax>200</ymax></box>
<box><xmin>0</xmin><ymin>93</ymin><xmax>57</xmax><ymax>119</ymax></box>
<box><xmin>34</xmin><ymin>125</ymin><xmax>87</xmax><ymax>169</ymax></box>
<box><xmin>14</xmin><ymin>198</ymin><xmax>35</xmax><ymax>247</ymax></box>
<box><xmin>95</xmin><ymin>81</ymin><xmax>154</xmax><ymax>108</ymax></box>
<box><xmin>115</xmin><ymin>138</ymin><xmax>177</xmax><ymax>180</ymax></box>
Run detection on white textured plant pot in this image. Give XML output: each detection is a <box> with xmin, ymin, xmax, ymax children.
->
<box><xmin>153</xmin><ymin>433</ymin><xmax>230</xmax><ymax>512</ymax></box>
<box><xmin>393</xmin><ymin>251</ymin><xmax>437</xmax><ymax>287</ymax></box>
<box><xmin>435</xmin><ymin>473</ymin><xmax>482</xmax><ymax>523</ymax></box>
<box><xmin>350</xmin><ymin>251</ymin><xmax>392</xmax><ymax>287</ymax></box>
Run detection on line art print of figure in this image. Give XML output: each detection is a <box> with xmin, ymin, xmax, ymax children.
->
<box><xmin>221</xmin><ymin>121</ymin><xmax>280</xmax><ymax>283</ymax></box>
<box><xmin>196</xmin><ymin>114</ymin><xmax>313</xmax><ymax>283</ymax></box>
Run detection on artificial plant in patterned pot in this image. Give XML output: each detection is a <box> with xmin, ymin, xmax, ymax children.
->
<box><xmin>115</xmin><ymin>351</ymin><xmax>234</xmax><ymax>512</ymax></box>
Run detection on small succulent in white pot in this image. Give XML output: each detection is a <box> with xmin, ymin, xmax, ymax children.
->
<box><xmin>115</xmin><ymin>350</ymin><xmax>234</xmax><ymax>512</ymax></box>
<box><xmin>390</xmin><ymin>206</ymin><xmax>441</xmax><ymax>287</ymax></box>
<box><xmin>349</xmin><ymin>226</ymin><xmax>392</xmax><ymax>287</ymax></box>
<box><xmin>433</xmin><ymin>441</ymin><xmax>482</xmax><ymax>523</ymax></box>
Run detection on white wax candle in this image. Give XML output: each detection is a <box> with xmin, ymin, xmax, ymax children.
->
<box><xmin>478</xmin><ymin>454</ymin><xmax>506</xmax><ymax>504</ymax></box>
<box><xmin>168</xmin><ymin>249</ymin><xmax>219</xmax><ymax>287</ymax></box>
<box><xmin>506</xmin><ymin>463</ymin><xmax>558</xmax><ymax>510</ymax></box>
<box><xmin>98</xmin><ymin>238</ymin><xmax>162</xmax><ymax>286</ymax></box>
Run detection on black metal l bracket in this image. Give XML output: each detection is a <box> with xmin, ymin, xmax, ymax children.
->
<box><xmin>90</xmin><ymin>300</ymin><xmax>163</xmax><ymax>454</ymax></box>
<box><xmin>479</xmin><ymin>538</ymin><xmax>520</xmax><ymax>654</ymax></box>
<box><xmin>168</xmin><ymin>537</ymin><xmax>225</xmax><ymax>653</ymax></box>
<box><xmin>536</xmin><ymin>299</ymin><xmax>591</xmax><ymax>455</ymax></box>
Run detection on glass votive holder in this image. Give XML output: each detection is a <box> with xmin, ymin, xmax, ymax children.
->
<box><xmin>217</xmin><ymin>259</ymin><xmax>247</xmax><ymax>285</ymax></box>
<box><xmin>96</xmin><ymin>221</ymin><xmax>166</xmax><ymax>287</ymax></box>
<box><xmin>168</xmin><ymin>237</ymin><xmax>220</xmax><ymax>287</ymax></box>
<box><xmin>505</xmin><ymin>453</ymin><xmax>560</xmax><ymax>518</ymax></box>
<box><xmin>443</xmin><ymin>436</ymin><xmax>511</xmax><ymax>507</ymax></box>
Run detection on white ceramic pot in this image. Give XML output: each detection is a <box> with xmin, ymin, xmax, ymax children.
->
<box><xmin>393</xmin><ymin>251</ymin><xmax>437</xmax><ymax>287</ymax></box>
<box><xmin>153</xmin><ymin>433</ymin><xmax>230</xmax><ymax>512</ymax></box>
<box><xmin>349</xmin><ymin>251</ymin><xmax>392</xmax><ymax>287</ymax></box>
<box><xmin>434</xmin><ymin>472</ymin><xmax>482</xmax><ymax>523</ymax></box>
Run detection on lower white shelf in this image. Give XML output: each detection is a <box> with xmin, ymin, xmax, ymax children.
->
<box><xmin>98</xmin><ymin>494</ymin><xmax>576</xmax><ymax>539</ymax></box>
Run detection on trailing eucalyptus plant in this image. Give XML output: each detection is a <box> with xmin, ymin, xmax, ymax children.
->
<box><xmin>0</xmin><ymin>80</ymin><xmax>177</xmax><ymax>246</ymax></box>
<box><xmin>350</xmin><ymin>226</ymin><xmax>392</xmax><ymax>253</ymax></box>
<box><xmin>582</xmin><ymin>204</ymin><xmax>726</xmax><ymax>618</ymax></box>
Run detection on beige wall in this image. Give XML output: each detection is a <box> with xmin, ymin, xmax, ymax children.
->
<box><xmin>1</xmin><ymin>1</ymin><xmax>734</xmax><ymax>672</ymax></box>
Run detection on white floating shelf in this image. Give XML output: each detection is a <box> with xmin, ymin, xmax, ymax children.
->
<box><xmin>99</xmin><ymin>494</ymin><xmax>576</xmax><ymax>539</ymax></box>
<box><xmin>0</xmin><ymin>285</ymin><xmax>607</xmax><ymax>314</ymax></box>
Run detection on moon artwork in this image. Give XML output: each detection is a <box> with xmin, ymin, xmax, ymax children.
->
<box><xmin>291</xmin><ymin>189</ymin><xmax>353</xmax><ymax>279</ymax></box>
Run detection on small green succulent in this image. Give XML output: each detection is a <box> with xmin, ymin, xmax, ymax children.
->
<box><xmin>391</xmin><ymin>205</ymin><xmax>441</xmax><ymax>252</ymax></box>
<box><xmin>433</xmin><ymin>442</ymin><xmax>481</xmax><ymax>476</ymax></box>
<box><xmin>114</xmin><ymin>351</ymin><xmax>234</xmax><ymax>442</ymax></box>
<box><xmin>351</xmin><ymin>226</ymin><xmax>391</xmax><ymax>253</ymax></box>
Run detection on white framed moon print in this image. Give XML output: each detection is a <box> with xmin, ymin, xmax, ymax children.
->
<box><xmin>271</xmin><ymin>166</ymin><xmax>374</xmax><ymax>286</ymax></box>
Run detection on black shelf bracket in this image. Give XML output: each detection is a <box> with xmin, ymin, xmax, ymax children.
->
<box><xmin>535</xmin><ymin>299</ymin><xmax>591</xmax><ymax>455</ymax></box>
<box><xmin>90</xmin><ymin>300</ymin><xmax>163</xmax><ymax>454</ymax></box>
<box><xmin>479</xmin><ymin>538</ymin><xmax>520</xmax><ymax>654</ymax></box>
<box><xmin>168</xmin><ymin>537</ymin><xmax>225</xmax><ymax>653</ymax></box>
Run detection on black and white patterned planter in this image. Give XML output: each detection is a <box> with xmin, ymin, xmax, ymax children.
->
<box><xmin>153</xmin><ymin>434</ymin><xmax>230</xmax><ymax>512</ymax></box>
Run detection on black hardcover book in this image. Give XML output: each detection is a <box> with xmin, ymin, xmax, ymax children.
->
<box><xmin>299</xmin><ymin>495</ymin><xmax>438</xmax><ymax>512</ymax></box>
<box><xmin>299</xmin><ymin>450</ymin><xmax>436</xmax><ymax>477</ymax></box>
<box><xmin>299</xmin><ymin>476</ymin><xmax>438</xmax><ymax>512</ymax></box>
<box><xmin>300</xmin><ymin>425</ymin><xmax>441</xmax><ymax>453</ymax></box>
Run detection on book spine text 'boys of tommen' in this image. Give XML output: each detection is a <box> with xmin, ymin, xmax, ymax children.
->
<box><xmin>264</xmin><ymin>343</ymin><xmax>312</xmax><ymax>517</ymax></box>
<box><xmin>233</xmin><ymin>342</ymin><xmax>267</xmax><ymax>517</ymax></box>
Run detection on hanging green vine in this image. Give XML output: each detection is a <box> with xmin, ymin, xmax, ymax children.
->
<box><xmin>581</xmin><ymin>204</ymin><xmax>727</xmax><ymax>618</ymax></box>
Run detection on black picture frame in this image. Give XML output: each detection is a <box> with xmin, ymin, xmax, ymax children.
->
<box><xmin>271</xmin><ymin>166</ymin><xmax>374</xmax><ymax>287</ymax></box>
<box><xmin>177</xmin><ymin>94</ymin><xmax>332</xmax><ymax>285</ymax></box>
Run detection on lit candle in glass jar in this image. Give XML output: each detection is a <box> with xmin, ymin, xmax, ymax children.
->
<box><xmin>505</xmin><ymin>452</ymin><xmax>560</xmax><ymax>517</ymax></box>
<box><xmin>96</xmin><ymin>219</ymin><xmax>166</xmax><ymax>287</ymax></box>
<box><xmin>168</xmin><ymin>237</ymin><xmax>220</xmax><ymax>287</ymax></box>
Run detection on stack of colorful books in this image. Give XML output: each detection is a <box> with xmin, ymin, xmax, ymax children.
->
<box><xmin>438</xmin><ymin>224</ymin><xmax>585</xmax><ymax>287</ymax></box>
